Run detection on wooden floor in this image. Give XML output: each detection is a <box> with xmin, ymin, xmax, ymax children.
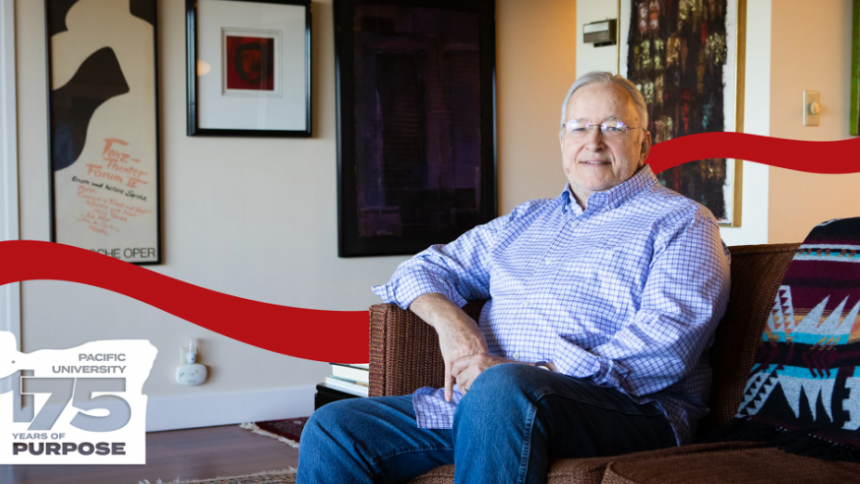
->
<box><xmin>0</xmin><ymin>425</ymin><xmax>299</xmax><ymax>484</ymax></box>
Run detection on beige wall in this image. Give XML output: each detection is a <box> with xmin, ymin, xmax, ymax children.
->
<box><xmin>14</xmin><ymin>0</ymin><xmax>576</xmax><ymax>428</ymax></box>
<box><xmin>575</xmin><ymin>0</ymin><xmax>617</xmax><ymax>79</ymax></box>
<box><xmin>497</xmin><ymin>0</ymin><xmax>577</xmax><ymax>211</ymax></box>
<box><xmin>768</xmin><ymin>0</ymin><xmax>860</xmax><ymax>243</ymax></box>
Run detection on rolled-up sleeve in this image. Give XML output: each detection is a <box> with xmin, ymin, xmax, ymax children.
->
<box><xmin>552</xmin><ymin>205</ymin><xmax>731</xmax><ymax>397</ymax></box>
<box><xmin>373</xmin><ymin>197</ymin><xmax>563</xmax><ymax>310</ymax></box>
<box><xmin>372</xmin><ymin>214</ymin><xmax>511</xmax><ymax>309</ymax></box>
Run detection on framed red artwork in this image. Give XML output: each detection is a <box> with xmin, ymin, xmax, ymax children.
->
<box><xmin>186</xmin><ymin>0</ymin><xmax>311</xmax><ymax>137</ymax></box>
<box><xmin>225</xmin><ymin>35</ymin><xmax>276</xmax><ymax>92</ymax></box>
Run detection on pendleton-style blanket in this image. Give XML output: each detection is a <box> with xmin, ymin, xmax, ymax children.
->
<box><xmin>719</xmin><ymin>217</ymin><xmax>860</xmax><ymax>460</ymax></box>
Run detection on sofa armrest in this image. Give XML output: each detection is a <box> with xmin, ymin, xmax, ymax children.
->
<box><xmin>703</xmin><ymin>242</ymin><xmax>801</xmax><ymax>432</ymax></box>
<box><xmin>368</xmin><ymin>300</ymin><xmax>486</xmax><ymax>397</ymax></box>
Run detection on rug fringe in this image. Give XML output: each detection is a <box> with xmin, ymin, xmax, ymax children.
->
<box><xmin>239</xmin><ymin>422</ymin><xmax>301</xmax><ymax>449</ymax></box>
<box><xmin>138</xmin><ymin>467</ymin><xmax>296</xmax><ymax>484</ymax></box>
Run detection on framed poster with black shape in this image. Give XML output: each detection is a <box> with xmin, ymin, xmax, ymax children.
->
<box><xmin>618</xmin><ymin>0</ymin><xmax>746</xmax><ymax>226</ymax></box>
<box><xmin>45</xmin><ymin>0</ymin><xmax>161</xmax><ymax>264</ymax></box>
<box><xmin>334</xmin><ymin>0</ymin><xmax>498</xmax><ymax>257</ymax></box>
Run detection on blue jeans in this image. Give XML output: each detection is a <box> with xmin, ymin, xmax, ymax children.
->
<box><xmin>298</xmin><ymin>363</ymin><xmax>677</xmax><ymax>484</ymax></box>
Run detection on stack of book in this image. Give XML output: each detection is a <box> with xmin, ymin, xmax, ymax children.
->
<box><xmin>323</xmin><ymin>363</ymin><xmax>369</xmax><ymax>397</ymax></box>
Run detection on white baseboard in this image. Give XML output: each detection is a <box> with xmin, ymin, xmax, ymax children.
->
<box><xmin>145</xmin><ymin>385</ymin><xmax>317</xmax><ymax>432</ymax></box>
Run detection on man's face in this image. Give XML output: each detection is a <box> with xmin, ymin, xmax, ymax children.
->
<box><xmin>559</xmin><ymin>83</ymin><xmax>651</xmax><ymax>205</ymax></box>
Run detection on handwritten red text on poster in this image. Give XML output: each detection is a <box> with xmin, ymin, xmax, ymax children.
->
<box><xmin>73</xmin><ymin>138</ymin><xmax>152</xmax><ymax>237</ymax></box>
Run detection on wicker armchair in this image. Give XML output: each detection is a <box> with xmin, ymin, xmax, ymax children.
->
<box><xmin>368</xmin><ymin>243</ymin><xmax>860</xmax><ymax>483</ymax></box>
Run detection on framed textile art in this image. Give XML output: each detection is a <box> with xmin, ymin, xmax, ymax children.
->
<box><xmin>45</xmin><ymin>0</ymin><xmax>161</xmax><ymax>264</ymax></box>
<box><xmin>186</xmin><ymin>0</ymin><xmax>311</xmax><ymax>137</ymax></box>
<box><xmin>618</xmin><ymin>0</ymin><xmax>746</xmax><ymax>226</ymax></box>
<box><xmin>334</xmin><ymin>0</ymin><xmax>498</xmax><ymax>257</ymax></box>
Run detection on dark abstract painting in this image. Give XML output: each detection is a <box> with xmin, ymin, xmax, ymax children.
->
<box><xmin>335</xmin><ymin>0</ymin><xmax>497</xmax><ymax>257</ymax></box>
<box><xmin>623</xmin><ymin>0</ymin><xmax>742</xmax><ymax>224</ymax></box>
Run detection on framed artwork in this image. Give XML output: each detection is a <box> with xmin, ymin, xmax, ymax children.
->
<box><xmin>618</xmin><ymin>0</ymin><xmax>746</xmax><ymax>226</ymax></box>
<box><xmin>851</xmin><ymin>0</ymin><xmax>860</xmax><ymax>136</ymax></box>
<box><xmin>45</xmin><ymin>0</ymin><xmax>161</xmax><ymax>264</ymax></box>
<box><xmin>334</xmin><ymin>0</ymin><xmax>498</xmax><ymax>257</ymax></box>
<box><xmin>186</xmin><ymin>0</ymin><xmax>311</xmax><ymax>137</ymax></box>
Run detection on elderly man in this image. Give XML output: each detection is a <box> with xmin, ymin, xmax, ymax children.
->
<box><xmin>297</xmin><ymin>72</ymin><xmax>730</xmax><ymax>484</ymax></box>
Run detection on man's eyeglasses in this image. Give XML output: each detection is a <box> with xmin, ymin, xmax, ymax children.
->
<box><xmin>561</xmin><ymin>120</ymin><xmax>647</xmax><ymax>138</ymax></box>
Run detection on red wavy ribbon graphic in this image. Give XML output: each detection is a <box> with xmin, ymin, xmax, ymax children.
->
<box><xmin>3</xmin><ymin>133</ymin><xmax>860</xmax><ymax>362</ymax></box>
<box><xmin>645</xmin><ymin>132</ymin><xmax>860</xmax><ymax>174</ymax></box>
<box><xmin>0</xmin><ymin>240</ymin><xmax>368</xmax><ymax>363</ymax></box>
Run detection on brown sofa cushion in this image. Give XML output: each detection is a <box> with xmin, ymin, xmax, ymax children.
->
<box><xmin>406</xmin><ymin>442</ymin><xmax>764</xmax><ymax>484</ymax></box>
<box><xmin>601</xmin><ymin>446</ymin><xmax>860</xmax><ymax>484</ymax></box>
<box><xmin>406</xmin><ymin>443</ymin><xmax>860</xmax><ymax>484</ymax></box>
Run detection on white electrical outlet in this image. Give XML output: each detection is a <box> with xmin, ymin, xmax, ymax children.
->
<box><xmin>176</xmin><ymin>363</ymin><xmax>207</xmax><ymax>386</ymax></box>
<box><xmin>176</xmin><ymin>338</ymin><xmax>208</xmax><ymax>386</ymax></box>
<box><xmin>803</xmin><ymin>90</ymin><xmax>820</xmax><ymax>127</ymax></box>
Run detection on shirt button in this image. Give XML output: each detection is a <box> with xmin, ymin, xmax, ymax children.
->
<box><xmin>513</xmin><ymin>352</ymin><xmax>520</xmax><ymax>359</ymax></box>
<box><xmin>544</xmin><ymin>257</ymin><xmax>553</xmax><ymax>264</ymax></box>
<box><xmin>571</xmin><ymin>221</ymin><xmax>578</xmax><ymax>228</ymax></box>
<box><xmin>523</xmin><ymin>299</ymin><xmax>530</xmax><ymax>307</ymax></box>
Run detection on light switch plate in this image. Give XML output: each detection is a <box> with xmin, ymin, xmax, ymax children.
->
<box><xmin>803</xmin><ymin>90</ymin><xmax>820</xmax><ymax>127</ymax></box>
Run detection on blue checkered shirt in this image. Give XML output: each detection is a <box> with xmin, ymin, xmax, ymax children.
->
<box><xmin>372</xmin><ymin>166</ymin><xmax>731</xmax><ymax>445</ymax></box>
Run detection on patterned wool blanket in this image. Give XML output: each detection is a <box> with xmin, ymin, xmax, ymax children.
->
<box><xmin>710</xmin><ymin>217</ymin><xmax>860</xmax><ymax>461</ymax></box>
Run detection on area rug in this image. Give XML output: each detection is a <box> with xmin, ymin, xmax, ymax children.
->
<box><xmin>139</xmin><ymin>469</ymin><xmax>296</xmax><ymax>484</ymax></box>
<box><xmin>240</xmin><ymin>417</ymin><xmax>310</xmax><ymax>449</ymax></box>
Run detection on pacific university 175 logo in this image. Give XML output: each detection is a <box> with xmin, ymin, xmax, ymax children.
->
<box><xmin>0</xmin><ymin>332</ymin><xmax>157</xmax><ymax>464</ymax></box>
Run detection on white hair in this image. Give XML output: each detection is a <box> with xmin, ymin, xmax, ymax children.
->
<box><xmin>559</xmin><ymin>71</ymin><xmax>648</xmax><ymax>135</ymax></box>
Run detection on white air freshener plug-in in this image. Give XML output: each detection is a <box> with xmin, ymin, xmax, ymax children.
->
<box><xmin>175</xmin><ymin>338</ymin><xmax>208</xmax><ymax>385</ymax></box>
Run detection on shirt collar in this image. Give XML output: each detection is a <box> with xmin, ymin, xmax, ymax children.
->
<box><xmin>560</xmin><ymin>164</ymin><xmax>658</xmax><ymax>213</ymax></box>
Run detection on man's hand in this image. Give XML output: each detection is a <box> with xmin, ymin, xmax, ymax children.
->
<box><xmin>450</xmin><ymin>354</ymin><xmax>515</xmax><ymax>393</ymax></box>
<box><xmin>409</xmin><ymin>293</ymin><xmax>489</xmax><ymax>402</ymax></box>
<box><xmin>436</xmin><ymin>319</ymin><xmax>489</xmax><ymax>401</ymax></box>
